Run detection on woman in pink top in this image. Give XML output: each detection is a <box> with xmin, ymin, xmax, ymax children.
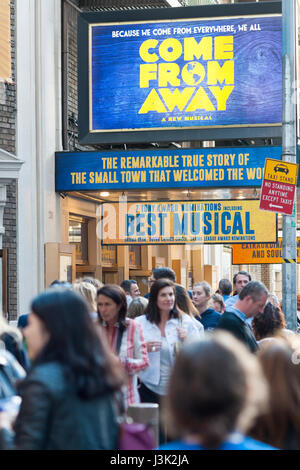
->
<box><xmin>97</xmin><ymin>284</ymin><xmax>149</xmax><ymax>408</ymax></box>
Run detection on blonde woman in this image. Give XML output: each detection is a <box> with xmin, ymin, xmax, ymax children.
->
<box><xmin>192</xmin><ymin>281</ymin><xmax>221</xmax><ymax>330</ymax></box>
<box><xmin>72</xmin><ymin>281</ymin><xmax>98</xmax><ymax>321</ymax></box>
<box><xmin>210</xmin><ymin>293</ymin><xmax>225</xmax><ymax>314</ymax></box>
<box><xmin>82</xmin><ymin>277</ymin><xmax>103</xmax><ymax>290</ymax></box>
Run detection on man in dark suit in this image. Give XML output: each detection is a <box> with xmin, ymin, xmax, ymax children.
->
<box><xmin>217</xmin><ymin>281</ymin><xmax>268</xmax><ymax>353</ymax></box>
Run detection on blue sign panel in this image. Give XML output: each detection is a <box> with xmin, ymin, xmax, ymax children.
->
<box><xmin>55</xmin><ymin>147</ymin><xmax>282</xmax><ymax>191</ymax></box>
<box><xmin>90</xmin><ymin>15</ymin><xmax>281</xmax><ymax>133</ymax></box>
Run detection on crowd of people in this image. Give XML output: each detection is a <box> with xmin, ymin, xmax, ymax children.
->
<box><xmin>0</xmin><ymin>267</ymin><xmax>299</xmax><ymax>450</ymax></box>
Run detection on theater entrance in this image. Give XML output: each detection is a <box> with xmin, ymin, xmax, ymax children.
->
<box><xmin>52</xmin><ymin>185</ymin><xmax>272</xmax><ymax>294</ymax></box>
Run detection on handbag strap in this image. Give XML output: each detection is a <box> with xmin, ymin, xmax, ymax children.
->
<box><xmin>113</xmin><ymin>325</ymin><xmax>126</xmax><ymax>419</ymax></box>
<box><xmin>116</xmin><ymin>325</ymin><xmax>124</xmax><ymax>355</ymax></box>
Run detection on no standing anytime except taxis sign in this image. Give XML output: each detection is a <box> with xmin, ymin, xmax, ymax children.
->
<box><xmin>259</xmin><ymin>158</ymin><xmax>298</xmax><ymax>215</ymax></box>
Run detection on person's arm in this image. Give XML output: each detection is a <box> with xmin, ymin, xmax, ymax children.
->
<box><xmin>121</xmin><ymin>322</ymin><xmax>149</xmax><ymax>376</ymax></box>
<box><xmin>0</xmin><ymin>378</ymin><xmax>52</xmax><ymax>450</ymax></box>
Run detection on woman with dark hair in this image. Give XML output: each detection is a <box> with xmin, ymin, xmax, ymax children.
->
<box><xmin>159</xmin><ymin>332</ymin><xmax>275</xmax><ymax>450</ymax></box>
<box><xmin>0</xmin><ymin>289</ymin><xmax>123</xmax><ymax>450</ymax></box>
<box><xmin>97</xmin><ymin>284</ymin><xmax>149</xmax><ymax>409</ymax></box>
<box><xmin>252</xmin><ymin>302</ymin><xmax>286</xmax><ymax>343</ymax></box>
<box><xmin>135</xmin><ymin>279</ymin><xmax>202</xmax><ymax>408</ymax></box>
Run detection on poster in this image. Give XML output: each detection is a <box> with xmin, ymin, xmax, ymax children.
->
<box><xmin>101</xmin><ymin>200</ymin><xmax>277</xmax><ymax>245</ymax></box>
<box><xmin>89</xmin><ymin>15</ymin><xmax>281</xmax><ymax>133</ymax></box>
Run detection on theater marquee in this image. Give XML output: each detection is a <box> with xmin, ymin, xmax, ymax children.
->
<box><xmin>101</xmin><ymin>200</ymin><xmax>277</xmax><ymax>245</ymax></box>
<box><xmin>78</xmin><ymin>2</ymin><xmax>282</xmax><ymax>144</ymax></box>
<box><xmin>55</xmin><ymin>146</ymin><xmax>282</xmax><ymax>191</ymax></box>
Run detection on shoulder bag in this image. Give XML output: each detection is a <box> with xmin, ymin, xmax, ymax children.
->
<box><xmin>115</xmin><ymin>327</ymin><xmax>155</xmax><ymax>450</ymax></box>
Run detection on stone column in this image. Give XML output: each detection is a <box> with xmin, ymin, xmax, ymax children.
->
<box><xmin>17</xmin><ymin>0</ymin><xmax>62</xmax><ymax>314</ymax></box>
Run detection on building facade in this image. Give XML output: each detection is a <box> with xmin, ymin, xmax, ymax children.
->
<box><xmin>0</xmin><ymin>0</ymin><xmax>23</xmax><ymax>320</ymax></box>
<box><xmin>7</xmin><ymin>0</ymin><xmax>297</xmax><ymax>317</ymax></box>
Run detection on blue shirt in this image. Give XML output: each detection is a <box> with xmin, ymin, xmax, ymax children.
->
<box><xmin>225</xmin><ymin>294</ymin><xmax>239</xmax><ymax>309</ymax></box>
<box><xmin>226</xmin><ymin>305</ymin><xmax>248</xmax><ymax>324</ymax></box>
<box><xmin>158</xmin><ymin>432</ymin><xmax>277</xmax><ymax>450</ymax></box>
<box><xmin>226</xmin><ymin>305</ymin><xmax>253</xmax><ymax>328</ymax></box>
<box><xmin>196</xmin><ymin>308</ymin><xmax>221</xmax><ymax>330</ymax></box>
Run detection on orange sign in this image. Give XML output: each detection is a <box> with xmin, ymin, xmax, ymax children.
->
<box><xmin>232</xmin><ymin>238</ymin><xmax>300</xmax><ymax>264</ymax></box>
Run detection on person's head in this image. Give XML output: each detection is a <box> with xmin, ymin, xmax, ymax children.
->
<box><xmin>249</xmin><ymin>335</ymin><xmax>300</xmax><ymax>448</ymax></box>
<box><xmin>120</xmin><ymin>279</ymin><xmax>140</xmax><ymax>298</ymax></box>
<box><xmin>49</xmin><ymin>280</ymin><xmax>72</xmax><ymax>289</ymax></box>
<box><xmin>120</xmin><ymin>280</ymin><xmax>133</xmax><ymax>295</ymax></box>
<box><xmin>24</xmin><ymin>289</ymin><xmax>123</xmax><ymax>398</ymax></box>
<box><xmin>127</xmin><ymin>296</ymin><xmax>148</xmax><ymax>319</ymax></box>
<box><xmin>192</xmin><ymin>281</ymin><xmax>211</xmax><ymax>310</ymax></box>
<box><xmin>267</xmin><ymin>293</ymin><xmax>280</xmax><ymax>309</ymax></box>
<box><xmin>233</xmin><ymin>271</ymin><xmax>251</xmax><ymax>295</ymax></box>
<box><xmin>252</xmin><ymin>302</ymin><xmax>286</xmax><ymax>341</ymax></box>
<box><xmin>82</xmin><ymin>277</ymin><xmax>103</xmax><ymax>290</ymax></box>
<box><xmin>236</xmin><ymin>281</ymin><xmax>268</xmax><ymax>318</ymax></box>
<box><xmin>175</xmin><ymin>284</ymin><xmax>199</xmax><ymax>318</ymax></box>
<box><xmin>210</xmin><ymin>293</ymin><xmax>225</xmax><ymax>314</ymax></box>
<box><xmin>72</xmin><ymin>281</ymin><xmax>97</xmax><ymax>313</ymax></box>
<box><xmin>145</xmin><ymin>278</ymin><xmax>179</xmax><ymax>324</ymax></box>
<box><xmin>97</xmin><ymin>284</ymin><xmax>127</xmax><ymax>329</ymax></box>
<box><xmin>218</xmin><ymin>279</ymin><xmax>233</xmax><ymax>296</ymax></box>
<box><xmin>164</xmin><ymin>331</ymin><xmax>268</xmax><ymax>449</ymax></box>
<box><xmin>148</xmin><ymin>267</ymin><xmax>176</xmax><ymax>289</ymax></box>
<box><xmin>129</xmin><ymin>281</ymin><xmax>140</xmax><ymax>299</ymax></box>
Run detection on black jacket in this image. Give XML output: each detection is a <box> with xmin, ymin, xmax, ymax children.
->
<box><xmin>216</xmin><ymin>311</ymin><xmax>258</xmax><ymax>353</ymax></box>
<box><xmin>0</xmin><ymin>362</ymin><xmax>118</xmax><ymax>450</ymax></box>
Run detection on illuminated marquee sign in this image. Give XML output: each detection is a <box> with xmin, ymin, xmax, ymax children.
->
<box><xmin>101</xmin><ymin>200</ymin><xmax>277</xmax><ymax>245</ymax></box>
<box><xmin>55</xmin><ymin>146</ymin><xmax>282</xmax><ymax>191</ymax></box>
<box><xmin>78</xmin><ymin>3</ymin><xmax>282</xmax><ymax>144</ymax></box>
